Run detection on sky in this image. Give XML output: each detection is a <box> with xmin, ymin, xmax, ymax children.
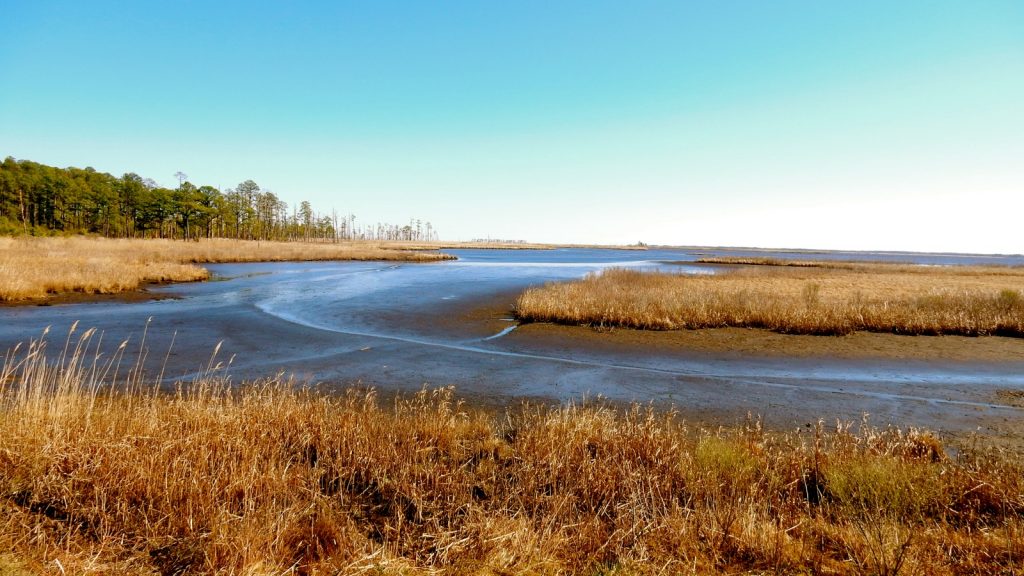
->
<box><xmin>1</xmin><ymin>1</ymin><xmax>1022</xmax><ymax>253</ymax></box>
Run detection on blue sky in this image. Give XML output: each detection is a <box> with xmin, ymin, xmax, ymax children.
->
<box><xmin>2</xmin><ymin>1</ymin><xmax>1022</xmax><ymax>252</ymax></box>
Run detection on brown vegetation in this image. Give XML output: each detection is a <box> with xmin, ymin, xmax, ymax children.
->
<box><xmin>0</xmin><ymin>236</ymin><xmax>452</xmax><ymax>302</ymax></box>
<box><xmin>1</xmin><ymin>328</ymin><xmax>1022</xmax><ymax>574</ymax></box>
<box><xmin>694</xmin><ymin>256</ymin><xmax>895</xmax><ymax>268</ymax></box>
<box><xmin>515</xmin><ymin>264</ymin><xmax>1024</xmax><ymax>336</ymax></box>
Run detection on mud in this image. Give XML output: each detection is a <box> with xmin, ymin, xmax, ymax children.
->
<box><xmin>445</xmin><ymin>292</ymin><xmax>1024</xmax><ymax>451</ymax></box>
<box><xmin>1</xmin><ymin>253</ymin><xmax>1022</xmax><ymax>453</ymax></box>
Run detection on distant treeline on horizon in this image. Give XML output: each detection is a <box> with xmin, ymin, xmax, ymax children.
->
<box><xmin>0</xmin><ymin>157</ymin><xmax>438</xmax><ymax>242</ymax></box>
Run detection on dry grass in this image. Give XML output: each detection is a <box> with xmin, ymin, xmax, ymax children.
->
<box><xmin>1</xmin><ymin>327</ymin><xmax>1023</xmax><ymax>574</ymax></box>
<box><xmin>515</xmin><ymin>264</ymin><xmax>1024</xmax><ymax>336</ymax></box>
<box><xmin>0</xmin><ymin>236</ymin><xmax>452</xmax><ymax>302</ymax></box>
<box><xmin>694</xmin><ymin>256</ymin><xmax>895</xmax><ymax>268</ymax></box>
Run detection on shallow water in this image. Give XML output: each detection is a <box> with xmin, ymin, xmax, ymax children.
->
<box><xmin>684</xmin><ymin>247</ymin><xmax>1024</xmax><ymax>266</ymax></box>
<box><xmin>1</xmin><ymin>248</ymin><xmax>1022</xmax><ymax>438</ymax></box>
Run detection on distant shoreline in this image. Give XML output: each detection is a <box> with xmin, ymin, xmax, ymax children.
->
<box><xmin>0</xmin><ymin>236</ymin><xmax>454</xmax><ymax>305</ymax></box>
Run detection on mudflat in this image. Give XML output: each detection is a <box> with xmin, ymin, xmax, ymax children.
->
<box><xmin>514</xmin><ymin>321</ymin><xmax>1024</xmax><ymax>363</ymax></box>
<box><xmin>460</xmin><ymin>286</ymin><xmax>1024</xmax><ymax>363</ymax></box>
<box><xmin>2</xmin><ymin>256</ymin><xmax>1022</xmax><ymax>453</ymax></box>
<box><xmin>457</xmin><ymin>292</ymin><xmax>1024</xmax><ymax>451</ymax></box>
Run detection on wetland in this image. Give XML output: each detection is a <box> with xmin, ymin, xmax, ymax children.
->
<box><xmin>3</xmin><ymin>246</ymin><xmax>1023</xmax><ymax>447</ymax></box>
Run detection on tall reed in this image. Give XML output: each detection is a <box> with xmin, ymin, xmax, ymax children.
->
<box><xmin>515</xmin><ymin>266</ymin><xmax>1024</xmax><ymax>336</ymax></box>
<box><xmin>1</xmin><ymin>327</ymin><xmax>1022</xmax><ymax>574</ymax></box>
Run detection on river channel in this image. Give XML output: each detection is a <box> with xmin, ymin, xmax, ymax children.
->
<box><xmin>2</xmin><ymin>248</ymin><xmax>1023</xmax><ymax>443</ymax></box>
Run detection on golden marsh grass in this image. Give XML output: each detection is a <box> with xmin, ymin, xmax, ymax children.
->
<box><xmin>0</xmin><ymin>236</ymin><xmax>452</xmax><ymax>302</ymax></box>
<box><xmin>515</xmin><ymin>264</ymin><xmax>1024</xmax><ymax>336</ymax></box>
<box><xmin>694</xmin><ymin>256</ymin><xmax>894</xmax><ymax>268</ymax></box>
<box><xmin>1</xmin><ymin>327</ymin><xmax>1022</xmax><ymax>574</ymax></box>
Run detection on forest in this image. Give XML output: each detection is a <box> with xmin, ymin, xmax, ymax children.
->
<box><xmin>0</xmin><ymin>157</ymin><xmax>438</xmax><ymax>242</ymax></box>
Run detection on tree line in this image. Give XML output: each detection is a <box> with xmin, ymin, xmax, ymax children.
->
<box><xmin>0</xmin><ymin>157</ymin><xmax>438</xmax><ymax>242</ymax></box>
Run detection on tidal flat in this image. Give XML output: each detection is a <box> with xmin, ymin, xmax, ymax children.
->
<box><xmin>1</xmin><ymin>247</ymin><xmax>1022</xmax><ymax>448</ymax></box>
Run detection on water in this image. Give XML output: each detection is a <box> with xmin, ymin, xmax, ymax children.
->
<box><xmin>1</xmin><ymin>247</ymin><xmax>1022</xmax><ymax>436</ymax></box>
<box><xmin>679</xmin><ymin>247</ymin><xmax>1024</xmax><ymax>267</ymax></box>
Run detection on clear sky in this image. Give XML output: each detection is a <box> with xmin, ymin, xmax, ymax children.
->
<box><xmin>2</xmin><ymin>1</ymin><xmax>1022</xmax><ymax>253</ymax></box>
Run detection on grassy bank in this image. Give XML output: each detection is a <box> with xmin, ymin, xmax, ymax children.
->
<box><xmin>1</xmin><ymin>329</ymin><xmax>1022</xmax><ymax>574</ymax></box>
<box><xmin>515</xmin><ymin>264</ymin><xmax>1024</xmax><ymax>336</ymax></box>
<box><xmin>0</xmin><ymin>236</ymin><xmax>452</xmax><ymax>302</ymax></box>
<box><xmin>694</xmin><ymin>256</ymin><xmax>896</xmax><ymax>268</ymax></box>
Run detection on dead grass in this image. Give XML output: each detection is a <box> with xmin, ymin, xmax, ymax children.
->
<box><xmin>1</xmin><ymin>327</ymin><xmax>1022</xmax><ymax>574</ymax></box>
<box><xmin>695</xmin><ymin>256</ymin><xmax>893</xmax><ymax>268</ymax></box>
<box><xmin>0</xmin><ymin>236</ymin><xmax>452</xmax><ymax>302</ymax></box>
<box><xmin>0</xmin><ymin>555</ymin><xmax>33</xmax><ymax>576</ymax></box>
<box><xmin>515</xmin><ymin>264</ymin><xmax>1024</xmax><ymax>336</ymax></box>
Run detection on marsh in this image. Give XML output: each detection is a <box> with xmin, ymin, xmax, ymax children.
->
<box><xmin>3</xmin><ymin>247</ymin><xmax>1023</xmax><ymax>448</ymax></box>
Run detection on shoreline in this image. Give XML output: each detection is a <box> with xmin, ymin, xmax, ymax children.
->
<box><xmin>15</xmin><ymin>271</ymin><xmax>1024</xmax><ymax>363</ymax></box>
<box><xmin>0</xmin><ymin>236</ymin><xmax>456</xmax><ymax>306</ymax></box>
<box><xmin>510</xmin><ymin>322</ymin><xmax>1024</xmax><ymax>363</ymax></box>
<box><xmin>452</xmin><ymin>292</ymin><xmax>1024</xmax><ymax>451</ymax></box>
<box><xmin>2</xmin><ymin>263</ymin><xmax>1022</xmax><ymax>454</ymax></box>
<box><xmin>0</xmin><ymin>283</ymin><xmax>183</xmax><ymax>307</ymax></box>
<box><xmin>515</xmin><ymin>265</ymin><xmax>1024</xmax><ymax>337</ymax></box>
<box><xmin>459</xmin><ymin>288</ymin><xmax>1024</xmax><ymax>364</ymax></box>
